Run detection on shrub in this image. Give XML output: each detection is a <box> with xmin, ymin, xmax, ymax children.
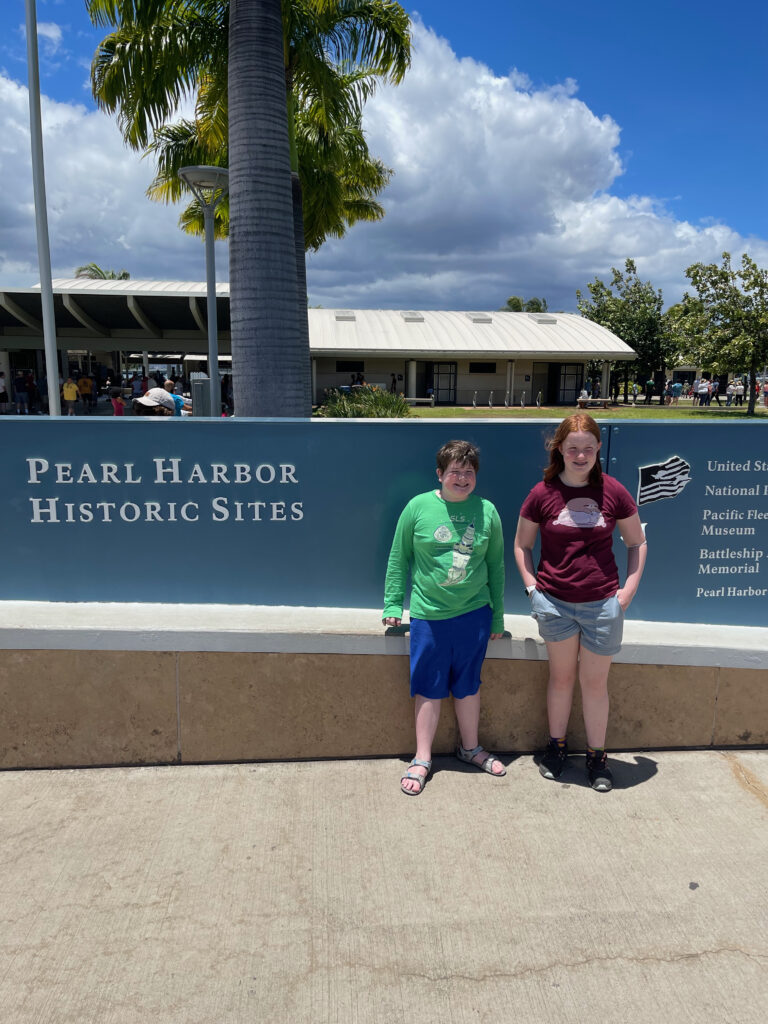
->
<box><xmin>314</xmin><ymin>385</ymin><xmax>413</xmax><ymax>418</ymax></box>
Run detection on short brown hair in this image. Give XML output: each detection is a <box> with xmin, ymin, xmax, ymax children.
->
<box><xmin>436</xmin><ymin>440</ymin><xmax>480</xmax><ymax>473</ymax></box>
<box><xmin>543</xmin><ymin>414</ymin><xmax>602</xmax><ymax>485</ymax></box>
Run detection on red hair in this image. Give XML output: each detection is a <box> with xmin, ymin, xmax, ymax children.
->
<box><xmin>543</xmin><ymin>414</ymin><xmax>602</xmax><ymax>486</ymax></box>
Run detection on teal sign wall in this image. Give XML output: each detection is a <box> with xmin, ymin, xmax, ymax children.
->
<box><xmin>0</xmin><ymin>419</ymin><xmax>765</xmax><ymax>625</ymax></box>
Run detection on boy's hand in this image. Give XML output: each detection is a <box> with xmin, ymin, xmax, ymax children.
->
<box><xmin>489</xmin><ymin>632</ymin><xmax>503</xmax><ymax>640</ymax></box>
<box><xmin>383</xmin><ymin>617</ymin><xmax>401</xmax><ymax>627</ymax></box>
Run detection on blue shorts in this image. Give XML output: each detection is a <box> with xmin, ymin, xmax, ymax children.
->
<box><xmin>409</xmin><ymin>605</ymin><xmax>492</xmax><ymax>700</ymax></box>
<box><xmin>530</xmin><ymin>589</ymin><xmax>624</xmax><ymax>656</ymax></box>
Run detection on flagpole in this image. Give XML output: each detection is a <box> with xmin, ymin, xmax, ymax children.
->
<box><xmin>25</xmin><ymin>0</ymin><xmax>61</xmax><ymax>415</ymax></box>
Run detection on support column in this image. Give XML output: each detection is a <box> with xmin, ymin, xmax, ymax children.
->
<box><xmin>311</xmin><ymin>359</ymin><xmax>317</xmax><ymax>406</ymax></box>
<box><xmin>407</xmin><ymin>360</ymin><xmax>417</xmax><ymax>397</ymax></box>
<box><xmin>601</xmin><ymin>360</ymin><xmax>610</xmax><ymax>401</ymax></box>
<box><xmin>506</xmin><ymin>360</ymin><xmax>515</xmax><ymax>405</ymax></box>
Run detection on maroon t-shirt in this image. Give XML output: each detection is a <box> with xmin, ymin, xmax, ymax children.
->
<box><xmin>520</xmin><ymin>475</ymin><xmax>637</xmax><ymax>602</ymax></box>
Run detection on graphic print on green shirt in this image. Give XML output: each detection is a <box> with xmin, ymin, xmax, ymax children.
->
<box><xmin>383</xmin><ymin>490</ymin><xmax>505</xmax><ymax>631</ymax></box>
<box><xmin>441</xmin><ymin>521</ymin><xmax>476</xmax><ymax>585</ymax></box>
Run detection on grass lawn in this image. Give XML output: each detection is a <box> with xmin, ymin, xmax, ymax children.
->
<box><xmin>410</xmin><ymin>400</ymin><xmax>768</xmax><ymax>420</ymax></box>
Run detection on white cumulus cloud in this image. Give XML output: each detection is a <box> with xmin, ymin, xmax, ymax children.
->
<box><xmin>0</xmin><ymin>72</ymin><xmax>224</xmax><ymax>286</ymax></box>
<box><xmin>36</xmin><ymin>22</ymin><xmax>64</xmax><ymax>55</ymax></box>
<box><xmin>307</xmin><ymin>22</ymin><xmax>768</xmax><ymax>310</ymax></box>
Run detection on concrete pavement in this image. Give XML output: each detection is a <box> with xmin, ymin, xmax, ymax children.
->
<box><xmin>1</xmin><ymin>750</ymin><xmax>767</xmax><ymax>1023</ymax></box>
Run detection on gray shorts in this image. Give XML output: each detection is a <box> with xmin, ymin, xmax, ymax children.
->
<box><xmin>530</xmin><ymin>589</ymin><xmax>624</xmax><ymax>656</ymax></box>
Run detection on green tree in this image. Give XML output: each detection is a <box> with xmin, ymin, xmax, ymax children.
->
<box><xmin>75</xmin><ymin>262</ymin><xmax>130</xmax><ymax>280</ymax></box>
<box><xmin>145</xmin><ymin>97</ymin><xmax>392</xmax><ymax>251</ymax></box>
<box><xmin>499</xmin><ymin>295</ymin><xmax>548</xmax><ymax>312</ymax></box>
<box><xmin>681</xmin><ymin>252</ymin><xmax>768</xmax><ymax>416</ymax></box>
<box><xmin>577</xmin><ymin>259</ymin><xmax>675</xmax><ymax>403</ymax></box>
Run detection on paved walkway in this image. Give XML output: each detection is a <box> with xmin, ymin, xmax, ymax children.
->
<box><xmin>2</xmin><ymin>750</ymin><xmax>767</xmax><ymax>1023</ymax></box>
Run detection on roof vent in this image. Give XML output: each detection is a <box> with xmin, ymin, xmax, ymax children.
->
<box><xmin>400</xmin><ymin>310</ymin><xmax>424</xmax><ymax>322</ymax></box>
<box><xmin>334</xmin><ymin>309</ymin><xmax>356</xmax><ymax>321</ymax></box>
<box><xmin>465</xmin><ymin>312</ymin><xmax>492</xmax><ymax>324</ymax></box>
<box><xmin>527</xmin><ymin>312</ymin><xmax>557</xmax><ymax>324</ymax></box>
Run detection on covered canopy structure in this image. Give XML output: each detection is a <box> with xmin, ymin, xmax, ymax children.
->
<box><xmin>0</xmin><ymin>279</ymin><xmax>635</xmax><ymax>405</ymax></box>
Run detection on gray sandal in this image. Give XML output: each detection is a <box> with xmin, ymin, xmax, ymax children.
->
<box><xmin>456</xmin><ymin>744</ymin><xmax>506</xmax><ymax>776</ymax></box>
<box><xmin>400</xmin><ymin>757</ymin><xmax>431</xmax><ymax>796</ymax></box>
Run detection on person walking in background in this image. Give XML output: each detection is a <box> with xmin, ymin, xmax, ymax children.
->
<box><xmin>77</xmin><ymin>374</ymin><xmax>93</xmax><ymax>413</ymax></box>
<box><xmin>513</xmin><ymin>414</ymin><xmax>647</xmax><ymax>792</ymax></box>
<box><xmin>163</xmin><ymin>379</ymin><xmax>192</xmax><ymax>416</ymax></box>
<box><xmin>383</xmin><ymin>440</ymin><xmax>506</xmax><ymax>796</ymax></box>
<box><xmin>13</xmin><ymin>371</ymin><xmax>29</xmax><ymax>414</ymax></box>
<box><xmin>61</xmin><ymin>377</ymin><xmax>78</xmax><ymax>416</ymax></box>
<box><xmin>110</xmin><ymin>388</ymin><xmax>125</xmax><ymax>416</ymax></box>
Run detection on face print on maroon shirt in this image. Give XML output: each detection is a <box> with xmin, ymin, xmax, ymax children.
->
<box><xmin>552</xmin><ymin>496</ymin><xmax>606</xmax><ymax>529</ymax></box>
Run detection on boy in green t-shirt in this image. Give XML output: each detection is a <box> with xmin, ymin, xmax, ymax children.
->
<box><xmin>383</xmin><ymin>440</ymin><xmax>506</xmax><ymax>795</ymax></box>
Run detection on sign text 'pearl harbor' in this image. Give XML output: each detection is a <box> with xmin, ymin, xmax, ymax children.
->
<box><xmin>25</xmin><ymin>458</ymin><xmax>304</xmax><ymax>524</ymax></box>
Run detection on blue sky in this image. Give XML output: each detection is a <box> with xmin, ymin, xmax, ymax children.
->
<box><xmin>1</xmin><ymin>0</ymin><xmax>767</xmax><ymax>310</ymax></box>
<box><xmin>410</xmin><ymin>1</ymin><xmax>767</xmax><ymax>240</ymax></box>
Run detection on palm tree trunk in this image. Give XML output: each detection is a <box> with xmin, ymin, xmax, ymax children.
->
<box><xmin>228</xmin><ymin>0</ymin><xmax>310</xmax><ymax>417</ymax></box>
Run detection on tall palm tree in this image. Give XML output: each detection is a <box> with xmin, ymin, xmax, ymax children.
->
<box><xmin>87</xmin><ymin>1</ymin><xmax>409</xmax><ymax>250</ymax></box>
<box><xmin>87</xmin><ymin>0</ymin><xmax>410</xmax><ymax>415</ymax></box>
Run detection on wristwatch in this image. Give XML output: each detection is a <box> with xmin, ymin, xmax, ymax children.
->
<box><xmin>525</xmin><ymin>584</ymin><xmax>536</xmax><ymax>597</ymax></box>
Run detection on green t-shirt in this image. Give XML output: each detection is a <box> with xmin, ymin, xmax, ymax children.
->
<box><xmin>383</xmin><ymin>490</ymin><xmax>505</xmax><ymax>631</ymax></box>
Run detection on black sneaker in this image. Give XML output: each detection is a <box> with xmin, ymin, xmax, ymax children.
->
<box><xmin>539</xmin><ymin>739</ymin><xmax>568</xmax><ymax>780</ymax></box>
<box><xmin>586</xmin><ymin>751</ymin><xmax>613</xmax><ymax>792</ymax></box>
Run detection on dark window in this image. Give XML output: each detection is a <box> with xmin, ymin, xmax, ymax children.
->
<box><xmin>432</xmin><ymin>362</ymin><xmax>457</xmax><ymax>405</ymax></box>
<box><xmin>558</xmin><ymin>363</ymin><xmax>584</xmax><ymax>405</ymax></box>
<box><xmin>335</xmin><ymin>360</ymin><xmax>364</xmax><ymax>373</ymax></box>
<box><xmin>469</xmin><ymin>362</ymin><xmax>497</xmax><ymax>374</ymax></box>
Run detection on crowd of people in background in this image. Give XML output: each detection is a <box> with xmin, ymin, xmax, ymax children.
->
<box><xmin>623</xmin><ymin>374</ymin><xmax>762</xmax><ymax>407</ymax></box>
<box><xmin>1</xmin><ymin>364</ymin><xmax>764</xmax><ymax>415</ymax></box>
<box><xmin>0</xmin><ymin>367</ymin><xmax>206</xmax><ymax>416</ymax></box>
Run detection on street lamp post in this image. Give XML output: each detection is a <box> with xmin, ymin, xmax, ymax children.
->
<box><xmin>178</xmin><ymin>166</ymin><xmax>229</xmax><ymax>416</ymax></box>
<box><xmin>25</xmin><ymin>0</ymin><xmax>60</xmax><ymax>415</ymax></box>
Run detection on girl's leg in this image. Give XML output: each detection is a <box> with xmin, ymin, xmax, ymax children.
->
<box><xmin>545</xmin><ymin>633</ymin><xmax>581</xmax><ymax>737</ymax></box>
<box><xmin>453</xmin><ymin>692</ymin><xmax>504</xmax><ymax>775</ymax></box>
<box><xmin>401</xmin><ymin>695</ymin><xmax>442</xmax><ymax>794</ymax></box>
<box><xmin>577</xmin><ymin>647</ymin><xmax>614</xmax><ymax>748</ymax></box>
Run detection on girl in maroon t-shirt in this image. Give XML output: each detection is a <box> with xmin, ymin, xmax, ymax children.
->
<box><xmin>513</xmin><ymin>414</ymin><xmax>647</xmax><ymax>792</ymax></box>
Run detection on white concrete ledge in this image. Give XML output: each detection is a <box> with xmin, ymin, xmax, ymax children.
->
<box><xmin>0</xmin><ymin>601</ymin><xmax>766</xmax><ymax>670</ymax></box>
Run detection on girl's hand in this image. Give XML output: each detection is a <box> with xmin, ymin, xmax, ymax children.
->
<box><xmin>383</xmin><ymin>617</ymin><xmax>401</xmax><ymax>627</ymax></box>
<box><xmin>616</xmin><ymin>589</ymin><xmax>633</xmax><ymax>612</ymax></box>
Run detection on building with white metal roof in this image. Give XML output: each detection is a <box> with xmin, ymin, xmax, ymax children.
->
<box><xmin>0</xmin><ymin>280</ymin><xmax>635</xmax><ymax>406</ymax></box>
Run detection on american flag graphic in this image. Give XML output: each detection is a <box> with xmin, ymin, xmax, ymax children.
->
<box><xmin>637</xmin><ymin>455</ymin><xmax>692</xmax><ymax>506</ymax></box>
